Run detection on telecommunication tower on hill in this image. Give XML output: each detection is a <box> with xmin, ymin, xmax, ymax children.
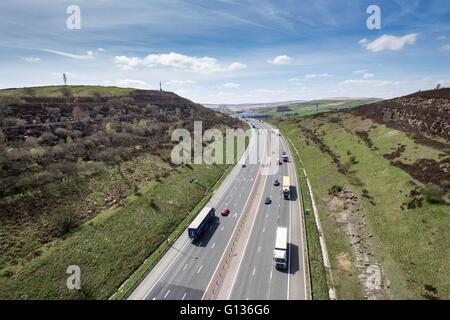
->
<box><xmin>160</xmin><ymin>81</ymin><xmax>163</xmax><ymax>92</ymax></box>
<box><xmin>63</xmin><ymin>73</ymin><xmax>67</xmax><ymax>85</ymax></box>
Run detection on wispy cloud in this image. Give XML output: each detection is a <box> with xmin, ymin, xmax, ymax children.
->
<box><xmin>166</xmin><ymin>79</ymin><xmax>196</xmax><ymax>86</ymax></box>
<box><xmin>305</xmin><ymin>73</ymin><xmax>331</xmax><ymax>79</ymax></box>
<box><xmin>43</xmin><ymin>49</ymin><xmax>95</xmax><ymax>60</ymax></box>
<box><xmin>441</xmin><ymin>44</ymin><xmax>450</xmax><ymax>50</ymax></box>
<box><xmin>360</xmin><ymin>34</ymin><xmax>419</xmax><ymax>52</ymax></box>
<box><xmin>22</xmin><ymin>57</ymin><xmax>40</xmax><ymax>63</ymax></box>
<box><xmin>222</xmin><ymin>82</ymin><xmax>240</xmax><ymax>88</ymax></box>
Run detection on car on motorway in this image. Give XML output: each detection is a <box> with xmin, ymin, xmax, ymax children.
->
<box><xmin>274</xmin><ymin>179</ymin><xmax>280</xmax><ymax>186</ymax></box>
<box><xmin>242</xmin><ymin>163</ymin><xmax>246</xmax><ymax>168</ymax></box>
<box><xmin>264</xmin><ymin>196</ymin><xmax>271</xmax><ymax>205</ymax></box>
<box><xmin>220</xmin><ymin>208</ymin><xmax>230</xmax><ymax>216</ymax></box>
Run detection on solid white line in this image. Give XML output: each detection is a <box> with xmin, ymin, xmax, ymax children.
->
<box><xmin>143</xmin><ymin>237</ymin><xmax>190</xmax><ymax>299</ymax></box>
<box><xmin>197</xmin><ymin>265</ymin><xmax>203</xmax><ymax>274</ymax></box>
<box><xmin>164</xmin><ymin>289</ymin><xmax>170</xmax><ymax>299</ymax></box>
<box><xmin>182</xmin><ymin>292</ymin><xmax>187</xmax><ymax>300</ymax></box>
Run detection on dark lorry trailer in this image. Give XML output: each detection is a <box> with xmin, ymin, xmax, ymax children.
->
<box><xmin>188</xmin><ymin>207</ymin><xmax>215</xmax><ymax>240</ymax></box>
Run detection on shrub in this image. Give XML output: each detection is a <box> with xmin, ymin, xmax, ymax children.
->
<box><xmin>423</xmin><ymin>184</ymin><xmax>444</xmax><ymax>204</ymax></box>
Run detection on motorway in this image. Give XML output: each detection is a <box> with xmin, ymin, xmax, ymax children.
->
<box><xmin>229</xmin><ymin>122</ymin><xmax>306</xmax><ymax>300</ymax></box>
<box><xmin>129</xmin><ymin>120</ymin><xmax>306</xmax><ymax>300</ymax></box>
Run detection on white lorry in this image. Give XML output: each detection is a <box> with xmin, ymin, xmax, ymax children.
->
<box><xmin>282</xmin><ymin>176</ymin><xmax>290</xmax><ymax>200</ymax></box>
<box><xmin>273</xmin><ymin>227</ymin><xmax>288</xmax><ymax>269</ymax></box>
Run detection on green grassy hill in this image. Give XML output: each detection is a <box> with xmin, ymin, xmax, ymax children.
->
<box><xmin>259</xmin><ymin>99</ymin><xmax>380</xmax><ymax>117</ymax></box>
<box><xmin>0</xmin><ymin>85</ymin><xmax>247</xmax><ymax>299</ymax></box>
<box><xmin>277</xmin><ymin>89</ymin><xmax>449</xmax><ymax>300</ymax></box>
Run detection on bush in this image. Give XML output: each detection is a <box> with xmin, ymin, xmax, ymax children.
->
<box><xmin>423</xmin><ymin>184</ymin><xmax>444</xmax><ymax>204</ymax></box>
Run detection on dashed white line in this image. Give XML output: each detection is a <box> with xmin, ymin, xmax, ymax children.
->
<box><xmin>252</xmin><ymin>268</ymin><xmax>256</xmax><ymax>276</ymax></box>
<box><xmin>164</xmin><ymin>289</ymin><xmax>170</xmax><ymax>299</ymax></box>
<box><xmin>263</xmin><ymin>227</ymin><xmax>266</xmax><ymax>233</ymax></box>
<box><xmin>182</xmin><ymin>264</ymin><xmax>188</xmax><ymax>271</ymax></box>
<box><xmin>221</xmin><ymin>226</ymin><xmax>225</xmax><ymax>232</ymax></box>
<box><xmin>197</xmin><ymin>265</ymin><xmax>203</xmax><ymax>274</ymax></box>
<box><xmin>258</xmin><ymin>246</ymin><xmax>261</xmax><ymax>252</ymax></box>
<box><xmin>182</xmin><ymin>292</ymin><xmax>187</xmax><ymax>300</ymax></box>
<box><xmin>211</xmin><ymin>242</ymin><xmax>216</xmax><ymax>249</ymax></box>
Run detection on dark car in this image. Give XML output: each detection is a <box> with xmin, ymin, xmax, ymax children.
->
<box><xmin>274</xmin><ymin>179</ymin><xmax>280</xmax><ymax>186</ymax></box>
<box><xmin>264</xmin><ymin>197</ymin><xmax>271</xmax><ymax>205</ymax></box>
<box><xmin>221</xmin><ymin>208</ymin><xmax>230</xmax><ymax>216</ymax></box>
<box><xmin>242</xmin><ymin>163</ymin><xmax>246</xmax><ymax>168</ymax></box>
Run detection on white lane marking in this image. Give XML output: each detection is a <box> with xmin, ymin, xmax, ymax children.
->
<box><xmin>270</xmin><ymin>271</ymin><xmax>273</xmax><ymax>279</ymax></box>
<box><xmin>258</xmin><ymin>246</ymin><xmax>261</xmax><ymax>252</ymax></box>
<box><xmin>252</xmin><ymin>268</ymin><xmax>256</xmax><ymax>276</ymax></box>
<box><xmin>182</xmin><ymin>264</ymin><xmax>188</xmax><ymax>271</ymax></box>
<box><xmin>221</xmin><ymin>226</ymin><xmax>225</xmax><ymax>232</ymax></box>
<box><xmin>152</xmin><ymin>297</ymin><xmax>156</xmax><ymax>300</ymax></box>
<box><xmin>144</xmin><ymin>235</ymin><xmax>190</xmax><ymax>299</ymax></box>
<box><xmin>211</xmin><ymin>242</ymin><xmax>216</xmax><ymax>249</ymax></box>
<box><xmin>197</xmin><ymin>265</ymin><xmax>203</xmax><ymax>274</ymax></box>
<box><xmin>266</xmin><ymin>213</ymin><xmax>268</xmax><ymax>218</ymax></box>
<box><xmin>164</xmin><ymin>289</ymin><xmax>170</xmax><ymax>299</ymax></box>
<box><xmin>182</xmin><ymin>292</ymin><xmax>187</xmax><ymax>300</ymax></box>
<box><xmin>263</xmin><ymin>227</ymin><xmax>265</xmax><ymax>233</ymax></box>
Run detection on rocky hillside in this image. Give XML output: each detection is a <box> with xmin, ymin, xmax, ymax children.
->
<box><xmin>278</xmin><ymin>88</ymin><xmax>449</xmax><ymax>299</ymax></box>
<box><xmin>0</xmin><ymin>87</ymin><xmax>242</xmax><ymax>199</ymax></box>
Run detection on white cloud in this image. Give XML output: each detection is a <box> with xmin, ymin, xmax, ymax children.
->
<box><xmin>268</xmin><ymin>55</ymin><xmax>292</xmax><ymax>65</ymax></box>
<box><xmin>360</xmin><ymin>34</ymin><xmax>419</xmax><ymax>52</ymax></box>
<box><xmin>114</xmin><ymin>52</ymin><xmax>246</xmax><ymax>74</ymax></box>
<box><xmin>359</xmin><ymin>38</ymin><xmax>368</xmax><ymax>45</ymax></box>
<box><xmin>339</xmin><ymin>79</ymin><xmax>400</xmax><ymax>86</ymax></box>
<box><xmin>23</xmin><ymin>57</ymin><xmax>40</xmax><ymax>63</ymax></box>
<box><xmin>289</xmin><ymin>77</ymin><xmax>301</xmax><ymax>82</ymax></box>
<box><xmin>437</xmin><ymin>36</ymin><xmax>447</xmax><ymax>40</ymax></box>
<box><xmin>112</xmin><ymin>79</ymin><xmax>151</xmax><ymax>88</ymax></box>
<box><xmin>166</xmin><ymin>79</ymin><xmax>196</xmax><ymax>86</ymax></box>
<box><xmin>43</xmin><ymin>49</ymin><xmax>95</xmax><ymax>60</ymax></box>
<box><xmin>354</xmin><ymin>69</ymin><xmax>368</xmax><ymax>74</ymax></box>
<box><xmin>228</xmin><ymin>62</ymin><xmax>247</xmax><ymax>71</ymax></box>
<box><xmin>441</xmin><ymin>45</ymin><xmax>450</xmax><ymax>50</ymax></box>
<box><xmin>222</xmin><ymin>82</ymin><xmax>240</xmax><ymax>88</ymax></box>
<box><xmin>305</xmin><ymin>73</ymin><xmax>331</xmax><ymax>79</ymax></box>
<box><xmin>98</xmin><ymin>48</ymin><xmax>105</xmax><ymax>51</ymax></box>
<box><xmin>363</xmin><ymin>73</ymin><xmax>374</xmax><ymax>79</ymax></box>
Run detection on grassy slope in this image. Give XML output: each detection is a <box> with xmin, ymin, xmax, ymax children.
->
<box><xmin>262</xmin><ymin>100</ymin><xmax>377</xmax><ymax>117</ymax></box>
<box><xmin>279</xmin><ymin>113</ymin><xmax>449</xmax><ymax>300</ymax></box>
<box><xmin>0</xmin><ymin>85</ymin><xmax>134</xmax><ymax>97</ymax></box>
<box><xmin>0</xmin><ymin>160</ymin><xmax>232</xmax><ymax>299</ymax></box>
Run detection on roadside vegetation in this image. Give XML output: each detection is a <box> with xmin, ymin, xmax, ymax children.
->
<box><xmin>0</xmin><ymin>85</ymin><xmax>246</xmax><ymax>299</ymax></box>
<box><xmin>284</xmin><ymin>136</ymin><xmax>329</xmax><ymax>300</ymax></box>
<box><xmin>277</xmin><ymin>103</ymin><xmax>449</xmax><ymax>299</ymax></box>
<box><xmin>257</xmin><ymin>99</ymin><xmax>379</xmax><ymax>117</ymax></box>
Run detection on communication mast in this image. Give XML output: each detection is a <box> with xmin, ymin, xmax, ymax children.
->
<box><xmin>63</xmin><ymin>73</ymin><xmax>67</xmax><ymax>85</ymax></box>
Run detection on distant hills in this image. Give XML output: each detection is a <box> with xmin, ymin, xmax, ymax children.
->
<box><xmin>204</xmin><ymin>97</ymin><xmax>382</xmax><ymax>115</ymax></box>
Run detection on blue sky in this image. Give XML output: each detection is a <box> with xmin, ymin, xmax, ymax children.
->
<box><xmin>1</xmin><ymin>0</ymin><xmax>449</xmax><ymax>103</ymax></box>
